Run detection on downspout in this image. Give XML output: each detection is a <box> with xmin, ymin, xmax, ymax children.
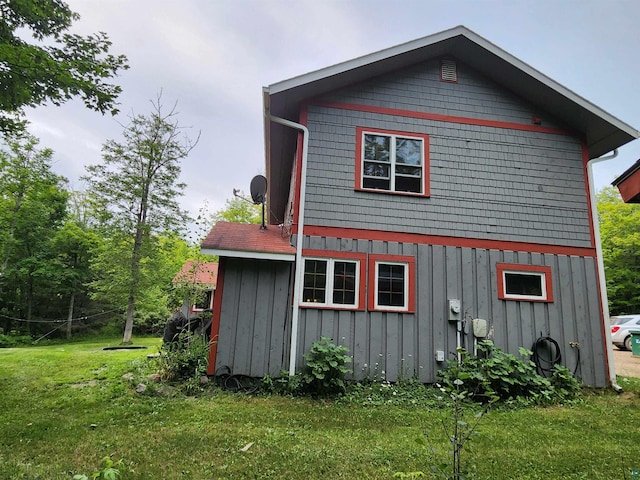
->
<box><xmin>264</xmin><ymin>112</ymin><xmax>309</xmax><ymax>376</ymax></box>
<box><xmin>586</xmin><ymin>148</ymin><xmax>622</xmax><ymax>391</ymax></box>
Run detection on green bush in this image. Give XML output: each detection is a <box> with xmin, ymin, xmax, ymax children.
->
<box><xmin>436</xmin><ymin>341</ymin><xmax>580</xmax><ymax>406</ymax></box>
<box><xmin>157</xmin><ymin>333</ymin><xmax>210</xmax><ymax>392</ymax></box>
<box><xmin>301</xmin><ymin>336</ymin><xmax>352</xmax><ymax>397</ymax></box>
<box><xmin>0</xmin><ymin>333</ymin><xmax>32</xmax><ymax>348</ymax></box>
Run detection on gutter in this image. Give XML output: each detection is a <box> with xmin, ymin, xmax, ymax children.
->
<box><xmin>586</xmin><ymin>149</ymin><xmax>622</xmax><ymax>392</ymax></box>
<box><xmin>264</xmin><ymin>111</ymin><xmax>309</xmax><ymax>376</ymax></box>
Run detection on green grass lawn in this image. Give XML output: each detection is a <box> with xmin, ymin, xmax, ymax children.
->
<box><xmin>1</xmin><ymin>338</ymin><xmax>639</xmax><ymax>479</ymax></box>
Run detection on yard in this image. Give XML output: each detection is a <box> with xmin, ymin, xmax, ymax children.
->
<box><xmin>1</xmin><ymin>338</ymin><xmax>639</xmax><ymax>479</ymax></box>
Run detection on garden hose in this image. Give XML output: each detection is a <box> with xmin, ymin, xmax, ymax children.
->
<box><xmin>531</xmin><ymin>336</ymin><xmax>562</xmax><ymax>377</ymax></box>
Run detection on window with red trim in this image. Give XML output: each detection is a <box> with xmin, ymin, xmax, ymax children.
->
<box><xmin>497</xmin><ymin>264</ymin><xmax>553</xmax><ymax>302</ymax></box>
<box><xmin>301</xmin><ymin>250</ymin><xmax>365</xmax><ymax>310</ymax></box>
<box><xmin>368</xmin><ymin>254</ymin><xmax>416</xmax><ymax>312</ymax></box>
<box><xmin>356</xmin><ymin>127</ymin><xmax>429</xmax><ymax>196</ymax></box>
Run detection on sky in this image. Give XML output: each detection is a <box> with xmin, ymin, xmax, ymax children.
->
<box><xmin>23</xmin><ymin>0</ymin><xmax>640</xmax><ymax>238</ymax></box>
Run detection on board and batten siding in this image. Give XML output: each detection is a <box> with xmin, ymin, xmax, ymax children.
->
<box><xmin>301</xmin><ymin>57</ymin><xmax>591</xmax><ymax>249</ymax></box>
<box><xmin>214</xmin><ymin>258</ymin><xmax>292</xmax><ymax>377</ymax></box>
<box><xmin>295</xmin><ymin>235</ymin><xmax>606</xmax><ymax>387</ymax></box>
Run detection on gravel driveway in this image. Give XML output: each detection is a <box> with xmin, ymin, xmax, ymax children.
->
<box><xmin>613</xmin><ymin>348</ymin><xmax>640</xmax><ymax>378</ymax></box>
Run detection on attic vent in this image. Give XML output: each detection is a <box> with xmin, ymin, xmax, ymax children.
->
<box><xmin>441</xmin><ymin>59</ymin><xmax>457</xmax><ymax>82</ymax></box>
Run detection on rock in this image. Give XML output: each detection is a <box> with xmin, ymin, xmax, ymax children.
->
<box><xmin>199</xmin><ymin>375</ymin><xmax>209</xmax><ymax>385</ymax></box>
<box><xmin>147</xmin><ymin>373</ymin><xmax>162</xmax><ymax>383</ymax></box>
<box><xmin>135</xmin><ymin>383</ymin><xmax>147</xmax><ymax>393</ymax></box>
<box><xmin>122</xmin><ymin>373</ymin><xmax>134</xmax><ymax>381</ymax></box>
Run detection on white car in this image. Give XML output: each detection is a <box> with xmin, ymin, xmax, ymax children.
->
<box><xmin>610</xmin><ymin>315</ymin><xmax>640</xmax><ymax>351</ymax></box>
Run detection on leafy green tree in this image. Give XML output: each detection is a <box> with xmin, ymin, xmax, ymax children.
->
<box><xmin>597</xmin><ymin>186</ymin><xmax>640</xmax><ymax>315</ymax></box>
<box><xmin>83</xmin><ymin>96</ymin><xmax>198</xmax><ymax>343</ymax></box>
<box><xmin>0</xmin><ymin>134</ymin><xmax>68</xmax><ymax>334</ymax></box>
<box><xmin>50</xmin><ymin>220</ymin><xmax>101</xmax><ymax>338</ymax></box>
<box><xmin>213</xmin><ymin>193</ymin><xmax>262</xmax><ymax>224</ymax></box>
<box><xmin>0</xmin><ymin>0</ymin><xmax>128</xmax><ymax>134</ymax></box>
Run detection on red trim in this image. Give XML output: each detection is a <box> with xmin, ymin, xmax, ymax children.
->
<box><xmin>303</xmin><ymin>225</ymin><xmax>597</xmax><ymax>258</ymax></box>
<box><xmin>355</xmin><ymin>126</ymin><xmax>430</xmax><ymax>197</ymax></box>
<box><xmin>206</xmin><ymin>258</ymin><xmax>226</xmax><ymax>376</ymax></box>
<box><xmin>368</xmin><ymin>254</ymin><xmax>416</xmax><ymax>312</ymax></box>
<box><xmin>496</xmin><ymin>263</ymin><xmax>554</xmax><ymax>303</ymax></box>
<box><xmin>311</xmin><ymin>100</ymin><xmax>575</xmax><ymax>137</ymax></box>
<box><xmin>616</xmin><ymin>167</ymin><xmax>640</xmax><ymax>203</ymax></box>
<box><xmin>300</xmin><ymin>249</ymin><xmax>367</xmax><ymax>310</ymax></box>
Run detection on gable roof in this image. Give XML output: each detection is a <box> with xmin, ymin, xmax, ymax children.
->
<box><xmin>263</xmin><ymin>25</ymin><xmax>639</xmax><ymax>223</ymax></box>
<box><xmin>173</xmin><ymin>260</ymin><xmax>218</xmax><ymax>287</ymax></box>
<box><xmin>200</xmin><ymin>221</ymin><xmax>295</xmax><ymax>261</ymax></box>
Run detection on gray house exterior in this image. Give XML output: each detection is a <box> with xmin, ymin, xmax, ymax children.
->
<box><xmin>202</xmin><ymin>26</ymin><xmax>638</xmax><ymax>387</ymax></box>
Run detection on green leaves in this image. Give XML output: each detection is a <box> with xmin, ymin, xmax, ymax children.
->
<box><xmin>0</xmin><ymin>0</ymin><xmax>128</xmax><ymax>134</ymax></box>
<box><xmin>302</xmin><ymin>336</ymin><xmax>352</xmax><ymax>396</ymax></box>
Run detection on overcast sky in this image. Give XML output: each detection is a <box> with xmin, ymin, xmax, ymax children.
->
<box><xmin>24</xmin><ymin>0</ymin><xmax>640</xmax><ymax>237</ymax></box>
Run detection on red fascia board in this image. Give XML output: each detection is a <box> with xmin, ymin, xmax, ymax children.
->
<box><xmin>207</xmin><ymin>257</ymin><xmax>226</xmax><ymax>376</ymax></box>
<box><xmin>615</xmin><ymin>166</ymin><xmax>640</xmax><ymax>203</ymax></box>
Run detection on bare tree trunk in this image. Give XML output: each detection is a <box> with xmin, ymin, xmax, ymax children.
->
<box><xmin>122</xmin><ymin>224</ymin><xmax>144</xmax><ymax>344</ymax></box>
<box><xmin>66</xmin><ymin>291</ymin><xmax>75</xmax><ymax>339</ymax></box>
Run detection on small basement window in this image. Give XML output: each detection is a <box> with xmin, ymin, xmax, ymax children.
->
<box><xmin>497</xmin><ymin>264</ymin><xmax>553</xmax><ymax>302</ymax></box>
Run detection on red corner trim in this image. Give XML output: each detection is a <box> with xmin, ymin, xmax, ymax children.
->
<box><xmin>496</xmin><ymin>263</ymin><xmax>554</xmax><ymax>303</ymax></box>
<box><xmin>367</xmin><ymin>254</ymin><xmax>416</xmax><ymax>313</ymax></box>
<box><xmin>207</xmin><ymin>258</ymin><xmax>226</xmax><ymax>375</ymax></box>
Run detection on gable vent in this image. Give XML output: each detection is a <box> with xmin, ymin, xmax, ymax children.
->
<box><xmin>441</xmin><ymin>59</ymin><xmax>457</xmax><ymax>82</ymax></box>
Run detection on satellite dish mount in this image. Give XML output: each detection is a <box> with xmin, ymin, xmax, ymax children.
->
<box><xmin>250</xmin><ymin>175</ymin><xmax>268</xmax><ymax>230</ymax></box>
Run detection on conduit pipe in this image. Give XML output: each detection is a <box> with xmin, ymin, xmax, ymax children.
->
<box><xmin>586</xmin><ymin>149</ymin><xmax>622</xmax><ymax>391</ymax></box>
<box><xmin>264</xmin><ymin>112</ymin><xmax>309</xmax><ymax>376</ymax></box>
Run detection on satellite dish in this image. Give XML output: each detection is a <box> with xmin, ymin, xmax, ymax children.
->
<box><xmin>250</xmin><ymin>175</ymin><xmax>267</xmax><ymax>205</ymax></box>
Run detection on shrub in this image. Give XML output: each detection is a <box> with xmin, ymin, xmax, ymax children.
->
<box><xmin>437</xmin><ymin>341</ymin><xmax>580</xmax><ymax>406</ymax></box>
<box><xmin>301</xmin><ymin>336</ymin><xmax>351</xmax><ymax>396</ymax></box>
<box><xmin>157</xmin><ymin>333</ymin><xmax>210</xmax><ymax>391</ymax></box>
<box><xmin>0</xmin><ymin>333</ymin><xmax>32</xmax><ymax>348</ymax></box>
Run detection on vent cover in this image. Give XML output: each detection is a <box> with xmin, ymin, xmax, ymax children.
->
<box><xmin>441</xmin><ymin>59</ymin><xmax>457</xmax><ymax>82</ymax></box>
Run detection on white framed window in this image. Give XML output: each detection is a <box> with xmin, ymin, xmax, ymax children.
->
<box><xmin>357</xmin><ymin>127</ymin><xmax>429</xmax><ymax>195</ymax></box>
<box><xmin>192</xmin><ymin>289</ymin><xmax>213</xmax><ymax>311</ymax></box>
<box><xmin>497</xmin><ymin>264</ymin><xmax>553</xmax><ymax>302</ymax></box>
<box><xmin>367</xmin><ymin>254</ymin><xmax>415</xmax><ymax>312</ymax></box>
<box><xmin>302</xmin><ymin>257</ymin><xmax>360</xmax><ymax>308</ymax></box>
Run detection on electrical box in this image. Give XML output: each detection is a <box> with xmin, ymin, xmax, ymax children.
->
<box><xmin>472</xmin><ymin>318</ymin><xmax>488</xmax><ymax>338</ymax></box>
<box><xmin>436</xmin><ymin>350</ymin><xmax>445</xmax><ymax>362</ymax></box>
<box><xmin>448</xmin><ymin>299</ymin><xmax>461</xmax><ymax>321</ymax></box>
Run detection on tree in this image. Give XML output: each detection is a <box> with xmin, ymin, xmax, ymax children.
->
<box><xmin>83</xmin><ymin>96</ymin><xmax>198</xmax><ymax>343</ymax></box>
<box><xmin>0</xmin><ymin>133</ymin><xmax>68</xmax><ymax>334</ymax></box>
<box><xmin>0</xmin><ymin>0</ymin><xmax>129</xmax><ymax>134</ymax></box>
<box><xmin>213</xmin><ymin>193</ymin><xmax>262</xmax><ymax>224</ymax></box>
<box><xmin>597</xmin><ymin>186</ymin><xmax>640</xmax><ymax>315</ymax></box>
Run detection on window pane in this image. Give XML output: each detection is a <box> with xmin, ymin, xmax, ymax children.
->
<box><xmin>363</xmin><ymin>177</ymin><xmax>390</xmax><ymax>190</ymax></box>
<box><xmin>333</xmin><ymin>261</ymin><xmax>356</xmax><ymax>305</ymax></box>
<box><xmin>505</xmin><ymin>273</ymin><xmax>543</xmax><ymax>297</ymax></box>
<box><xmin>364</xmin><ymin>161</ymin><xmax>390</xmax><ymax>178</ymax></box>
<box><xmin>303</xmin><ymin>260</ymin><xmax>327</xmax><ymax>303</ymax></box>
<box><xmin>395</xmin><ymin>175</ymin><xmax>421</xmax><ymax>193</ymax></box>
<box><xmin>377</xmin><ymin>263</ymin><xmax>406</xmax><ymax>307</ymax></box>
<box><xmin>364</xmin><ymin>134</ymin><xmax>390</xmax><ymax>161</ymax></box>
<box><xmin>396</xmin><ymin>138</ymin><xmax>422</xmax><ymax>165</ymax></box>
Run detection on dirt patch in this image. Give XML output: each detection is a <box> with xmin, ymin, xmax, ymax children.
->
<box><xmin>70</xmin><ymin>380</ymin><xmax>99</xmax><ymax>388</ymax></box>
<box><xmin>613</xmin><ymin>348</ymin><xmax>640</xmax><ymax>378</ymax></box>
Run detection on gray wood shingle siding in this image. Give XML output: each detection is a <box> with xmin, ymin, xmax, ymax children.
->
<box><xmin>302</xmin><ymin>58</ymin><xmax>591</xmax><ymax>248</ymax></box>
<box><xmin>295</xmin><ymin>236</ymin><xmax>605</xmax><ymax>387</ymax></box>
